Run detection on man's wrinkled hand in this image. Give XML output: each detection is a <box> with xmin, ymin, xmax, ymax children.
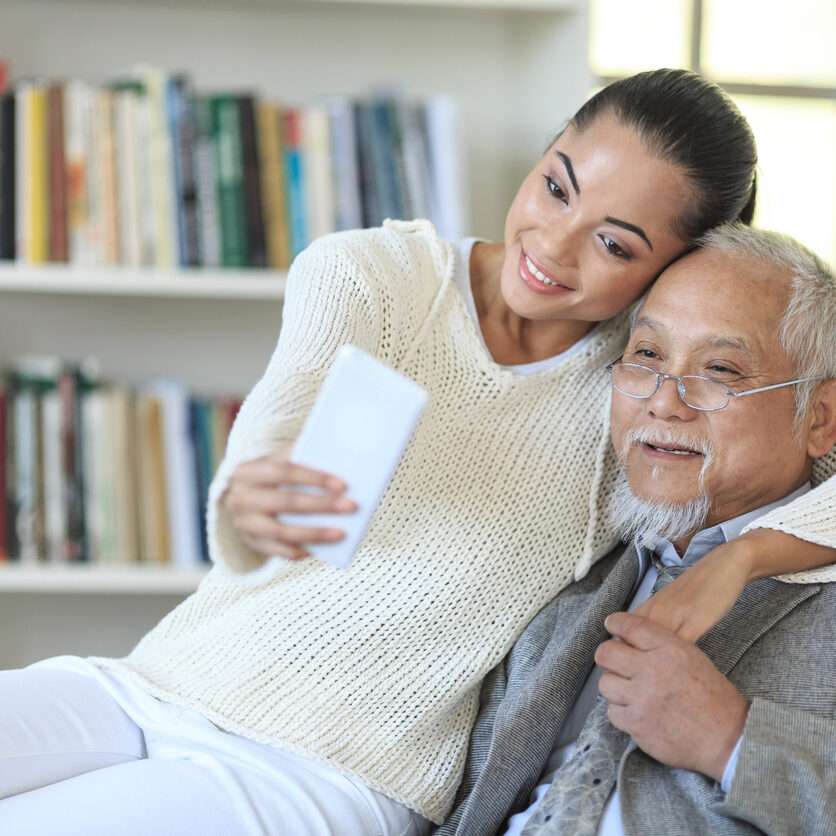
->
<box><xmin>596</xmin><ymin>611</ymin><xmax>749</xmax><ymax>782</ymax></box>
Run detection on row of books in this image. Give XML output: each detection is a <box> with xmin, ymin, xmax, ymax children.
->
<box><xmin>1</xmin><ymin>66</ymin><xmax>467</xmax><ymax>271</ymax></box>
<box><xmin>1</xmin><ymin>356</ymin><xmax>240</xmax><ymax>566</ymax></box>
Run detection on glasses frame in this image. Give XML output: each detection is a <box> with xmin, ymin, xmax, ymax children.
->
<box><xmin>606</xmin><ymin>361</ymin><xmax>820</xmax><ymax>412</ymax></box>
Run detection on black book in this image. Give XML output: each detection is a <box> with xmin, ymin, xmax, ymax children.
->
<box><xmin>238</xmin><ymin>95</ymin><xmax>267</xmax><ymax>268</ymax></box>
<box><xmin>0</xmin><ymin>90</ymin><xmax>15</xmax><ymax>260</ymax></box>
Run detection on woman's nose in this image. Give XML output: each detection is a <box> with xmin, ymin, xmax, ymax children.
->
<box><xmin>541</xmin><ymin>216</ymin><xmax>579</xmax><ymax>268</ymax></box>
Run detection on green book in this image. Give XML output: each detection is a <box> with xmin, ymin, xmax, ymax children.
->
<box><xmin>211</xmin><ymin>94</ymin><xmax>249</xmax><ymax>268</ymax></box>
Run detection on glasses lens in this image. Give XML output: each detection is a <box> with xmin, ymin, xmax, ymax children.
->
<box><xmin>612</xmin><ymin>364</ymin><xmax>658</xmax><ymax>397</ymax></box>
<box><xmin>680</xmin><ymin>376</ymin><xmax>729</xmax><ymax>410</ymax></box>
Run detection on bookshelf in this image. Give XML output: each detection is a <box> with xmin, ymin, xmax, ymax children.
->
<box><xmin>0</xmin><ymin>0</ymin><xmax>591</xmax><ymax>667</ymax></box>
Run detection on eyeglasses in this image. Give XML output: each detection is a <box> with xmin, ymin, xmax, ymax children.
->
<box><xmin>606</xmin><ymin>361</ymin><xmax>819</xmax><ymax>412</ymax></box>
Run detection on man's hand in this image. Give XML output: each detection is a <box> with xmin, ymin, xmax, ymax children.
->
<box><xmin>595</xmin><ymin>611</ymin><xmax>749</xmax><ymax>782</ymax></box>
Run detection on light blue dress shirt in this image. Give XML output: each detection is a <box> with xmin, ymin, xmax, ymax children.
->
<box><xmin>503</xmin><ymin>483</ymin><xmax>811</xmax><ymax>836</ymax></box>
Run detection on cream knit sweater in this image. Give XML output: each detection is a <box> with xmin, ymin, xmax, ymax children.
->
<box><xmin>93</xmin><ymin>220</ymin><xmax>836</xmax><ymax>823</ymax></box>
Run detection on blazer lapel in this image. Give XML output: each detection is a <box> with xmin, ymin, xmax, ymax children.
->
<box><xmin>467</xmin><ymin>547</ymin><xmax>640</xmax><ymax>825</ymax></box>
<box><xmin>697</xmin><ymin>576</ymin><xmax>821</xmax><ymax>676</ymax></box>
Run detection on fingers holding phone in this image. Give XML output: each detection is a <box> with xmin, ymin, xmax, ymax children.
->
<box><xmin>224</xmin><ymin>447</ymin><xmax>357</xmax><ymax>561</ymax></box>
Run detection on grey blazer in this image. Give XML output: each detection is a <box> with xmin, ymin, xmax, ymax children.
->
<box><xmin>435</xmin><ymin>547</ymin><xmax>836</xmax><ymax>836</ymax></box>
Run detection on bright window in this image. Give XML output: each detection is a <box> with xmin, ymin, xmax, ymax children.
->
<box><xmin>589</xmin><ymin>0</ymin><xmax>836</xmax><ymax>266</ymax></box>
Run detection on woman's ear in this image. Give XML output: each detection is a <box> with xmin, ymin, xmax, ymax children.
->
<box><xmin>805</xmin><ymin>379</ymin><xmax>836</xmax><ymax>458</ymax></box>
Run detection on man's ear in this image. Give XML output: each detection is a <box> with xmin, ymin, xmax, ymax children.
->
<box><xmin>806</xmin><ymin>379</ymin><xmax>836</xmax><ymax>458</ymax></box>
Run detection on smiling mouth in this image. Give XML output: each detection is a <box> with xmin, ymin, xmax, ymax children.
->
<box><xmin>643</xmin><ymin>442</ymin><xmax>703</xmax><ymax>457</ymax></box>
<box><xmin>520</xmin><ymin>250</ymin><xmax>572</xmax><ymax>293</ymax></box>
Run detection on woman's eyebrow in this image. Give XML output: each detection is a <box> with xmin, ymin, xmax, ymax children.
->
<box><xmin>554</xmin><ymin>151</ymin><xmax>580</xmax><ymax>195</ymax></box>
<box><xmin>604</xmin><ymin>216</ymin><xmax>652</xmax><ymax>251</ymax></box>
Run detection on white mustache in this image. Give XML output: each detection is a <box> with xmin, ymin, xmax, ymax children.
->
<box><xmin>619</xmin><ymin>427</ymin><xmax>712</xmax><ymax>459</ymax></box>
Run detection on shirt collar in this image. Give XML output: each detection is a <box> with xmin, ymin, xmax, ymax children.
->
<box><xmin>634</xmin><ymin>482</ymin><xmax>812</xmax><ymax>570</ymax></box>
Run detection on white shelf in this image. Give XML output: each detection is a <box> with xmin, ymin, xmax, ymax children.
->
<box><xmin>0</xmin><ymin>264</ymin><xmax>287</xmax><ymax>300</ymax></box>
<box><xmin>0</xmin><ymin>563</ymin><xmax>210</xmax><ymax>594</ymax></box>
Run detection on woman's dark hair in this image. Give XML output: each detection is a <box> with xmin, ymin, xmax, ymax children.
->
<box><xmin>568</xmin><ymin>68</ymin><xmax>757</xmax><ymax>241</ymax></box>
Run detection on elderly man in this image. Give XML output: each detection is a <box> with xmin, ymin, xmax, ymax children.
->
<box><xmin>436</xmin><ymin>225</ymin><xmax>836</xmax><ymax>836</ymax></box>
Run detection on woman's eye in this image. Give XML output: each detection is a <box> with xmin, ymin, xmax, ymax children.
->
<box><xmin>600</xmin><ymin>235</ymin><xmax>630</xmax><ymax>260</ymax></box>
<box><xmin>543</xmin><ymin>174</ymin><xmax>567</xmax><ymax>203</ymax></box>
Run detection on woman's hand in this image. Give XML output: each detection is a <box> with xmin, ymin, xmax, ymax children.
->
<box><xmin>223</xmin><ymin>445</ymin><xmax>357</xmax><ymax>561</ymax></box>
<box><xmin>634</xmin><ymin>529</ymin><xmax>836</xmax><ymax>642</ymax></box>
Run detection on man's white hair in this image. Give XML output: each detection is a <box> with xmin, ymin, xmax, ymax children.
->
<box><xmin>696</xmin><ymin>224</ymin><xmax>836</xmax><ymax>429</ymax></box>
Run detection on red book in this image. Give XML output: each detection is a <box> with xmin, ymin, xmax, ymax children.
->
<box><xmin>48</xmin><ymin>82</ymin><xmax>69</xmax><ymax>262</ymax></box>
<box><xmin>0</xmin><ymin>387</ymin><xmax>7</xmax><ymax>560</ymax></box>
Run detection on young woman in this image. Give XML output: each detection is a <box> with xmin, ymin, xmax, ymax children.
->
<box><xmin>1</xmin><ymin>70</ymin><xmax>833</xmax><ymax>836</ymax></box>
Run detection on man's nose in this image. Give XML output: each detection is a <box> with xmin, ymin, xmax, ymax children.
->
<box><xmin>645</xmin><ymin>375</ymin><xmax>698</xmax><ymax>421</ymax></box>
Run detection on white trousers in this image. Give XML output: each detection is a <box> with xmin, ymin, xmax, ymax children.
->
<box><xmin>0</xmin><ymin>660</ymin><xmax>431</xmax><ymax>836</ymax></box>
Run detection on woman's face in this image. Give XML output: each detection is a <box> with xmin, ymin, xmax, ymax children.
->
<box><xmin>501</xmin><ymin>114</ymin><xmax>693</xmax><ymax>324</ymax></box>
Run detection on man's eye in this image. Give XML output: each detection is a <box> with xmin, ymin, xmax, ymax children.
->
<box><xmin>542</xmin><ymin>174</ymin><xmax>567</xmax><ymax>203</ymax></box>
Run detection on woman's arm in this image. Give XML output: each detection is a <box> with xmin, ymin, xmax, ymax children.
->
<box><xmin>207</xmin><ymin>238</ymin><xmax>382</xmax><ymax>574</ymax></box>
<box><xmin>634</xmin><ymin>526</ymin><xmax>835</xmax><ymax>642</ymax></box>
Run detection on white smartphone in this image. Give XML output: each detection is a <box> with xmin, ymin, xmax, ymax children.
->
<box><xmin>282</xmin><ymin>345</ymin><xmax>428</xmax><ymax>569</ymax></box>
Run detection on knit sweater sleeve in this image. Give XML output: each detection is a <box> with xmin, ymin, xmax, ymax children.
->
<box><xmin>206</xmin><ymin>235</ymin><xmax>383</xmax><ymax>574</ymax></box>
<box><xmin>742</xmin><ymin>446</ymin><xmax>836</xmax><ymax>583</ymax></box>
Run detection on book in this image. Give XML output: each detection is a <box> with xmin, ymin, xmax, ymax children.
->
<box><xmin>255</xmin><ymin>100</ymin><xmax>290</xmax><ymax>269</ymax></box>
<box><xmin>327</xmin><ymin>96</ymin><xmax>362</xmax><ymax>233</ymax></box>
<box><xmin>0</xmin><ymin>387</ymin><xmax>6</xmax><ymax>559</ymax></box>
<box><xmin>112</xmin><ymin>83</ymin><xmax>143</xmax><ymax>267</ymax></box>
<box><xmin>47</xmin><ymin>82</ymin><xmax>68</xmax><ymax>262</ymax></box>
<box><xmin>192</xmin><ymin>95</ymin><xmax>222</xmax><ymax>268</ymax></box>
<box><xmin>57</xmin><ymin>363</ymin><xmax>89</xmax><ymax>561</ymax></box>
<box><xmin>424</xmin><ymin>94</ymin><xmax>467</xmax><ymax>241</ymax></box>
<box><xmin>368</xmin><ymin>95</ymin><xmax>404</xmax><ymax>223</ymax></box>
<box><xmin>395</xmin><ymin>98</ymin><xmax>433</xmax><ymax>222</ymax></box>
<box><xmin>352</xmin><ymin>100</ymin><xmax>379</xmax><ymax>229</ymax></box>
<box><xmin>168</xmin><ymin>73</ymin><xmax>200</xmax><ymax>267</ymax></box>
<box><xmin>238</xmin><ymin>94</ymin><xmax>267</xmax><ymax>268</ymax></box>
<box><xmin>108</xmin><ymin>384</ymin><xmax>139</xmax><ymax>564</ymax></box>
<box><xmin>282</xmin><ymin>106</ymin><xmax>308</xmax><ymax>259</ymax></box>
<box><xmin>303</xmin><ymin>102</ymin><xmax>336</xmax><ymax>242</ymax></box>
<box><xmin>95</xmin><ymin>87</ymin><xmax>120</xmax><ymax>265</ymax></box>
<box><xmin>63</xmin><ymin>80</ymin><xmax>93</xmax><ymax>265</ymax></box>
<box><xmin>135</xmin><ymin>390</ymin><xmax>170</xmax><ymax>563</ymax></box>
<box><xmin>143</xmin><ymin>379</ymin><xmax>202</xmax><ymax>566</ymax></box>
<box><xmin>0</xmin><ymin>88</ymin><xmax>16</xmax><ymax>259</ymax></box>
<box><xmin>144</xmin><ymin>68</ymin><xmax>179</xmax><ymax>269</ymax></box>
<box><xmin>212</xmin><ymin>94</ymin><xmax>248</xmax><ymax>268</ymax></box>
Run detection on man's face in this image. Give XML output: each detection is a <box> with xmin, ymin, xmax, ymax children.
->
<box><xmin>610</xmin><ymin>248</ymin><xmax>814</xmax><ymax>529</ymax></box>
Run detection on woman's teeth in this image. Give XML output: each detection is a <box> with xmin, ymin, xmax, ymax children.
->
<box><xmin>525</xmin><ymin>255</ymin><xmax>560</xmax><ymax>287</ymax></box>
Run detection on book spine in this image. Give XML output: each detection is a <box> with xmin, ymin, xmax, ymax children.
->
<box><xmin>328</xmin><ymin>97</ymin><xmax>362</xmax><ymax>232</ymax></box>
<box><xmin>112</xmin><ymin>86</ymin><xmax>142</xmax><ymax>267</ymax></box>
<box><xmin>352</xmin><ymin>100</ymin><xmax>379</xmax><ymax>229</ymax></box>
<box><xmin>0</xmin><ymin>388</ymin><xmax>6</xmax><ymax>560</ymax></box>
<box><xmin>238</xmin><ymin>95</ymin><xmax>267</xmax><ymax>268</ymax></box>
<box><xmin>97</xmin><ymin>88</ymin><xmax>120</xmax><ymax>265</ymax></box>
<box><xmin>255</xmin><ymin>100</ymin><xmax>290</xmax><ymax>269</ymax></box>
<box><xmin>303</xmin><ymin>103</ymin><xmax>336</xmax><ymax>242</ymax></box>
<box><xmin>145</xmin><ymin>68</ymin><xmax>178</xmax><ymax>269</ymax></box>
<box><xmin>192</xmin><ymin>95</ymin><xmax>221</xmax><ymax>268</ymax></box>
<box><xmin>282</xmin><ymin>107</ymin><xmax>308</xmax><ymax>259</ymax></box>
<box><xmin>47</xmin><ymin>82</ymin><xmax>68</xmax><ymax>262</ymax></box>
<box><xmin>29</xmin><ymin>83</ymin><xmax>50</xmax><ymax>263</ymax></box>
<box><xmin>212</xmin><ymin>94</ymin><xmax>248</xmax><ymax>268</ymax></box>
<box><xmin>167</xmin><ymin>74</ymin><xmax>200</xmax><ymax>267</ymax></box>
<box><xmin>0</xmin><ymin>90</ymin><xmax>16</xmax><ymax>259</ymax></box>
<box><xmin>63</xmin><ymin>81</ymin><xmax>92</xmax><ymax>264</ymax></box>
<box><xmin>14</xmin><ymin>83</ymin><xmax>31</xmax><ymax>263</ymax></box>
